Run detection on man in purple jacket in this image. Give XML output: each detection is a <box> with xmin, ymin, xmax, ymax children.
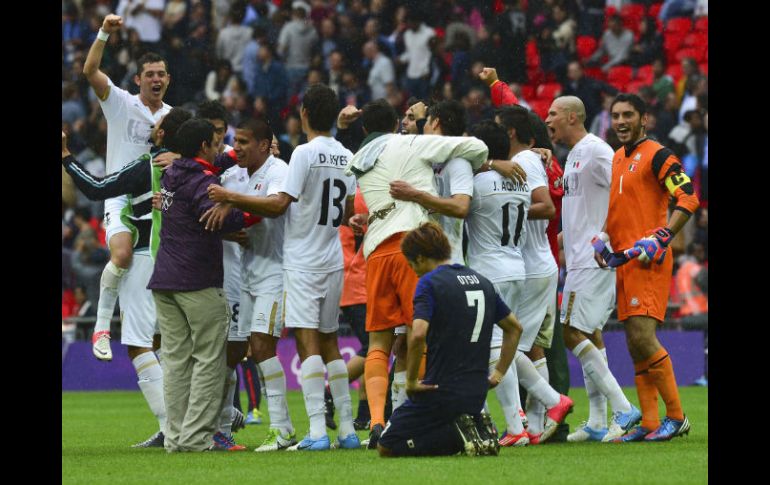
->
<box><xmin>147</xmin><ymin>118</ymin><xmax>260</xmax><ymax>453</ymax></box>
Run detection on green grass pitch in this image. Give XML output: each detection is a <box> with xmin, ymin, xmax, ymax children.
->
<box><xmin>62</xmin><ymin>387</ymin><xmax>707</xmax><ymax>484</ymax></box>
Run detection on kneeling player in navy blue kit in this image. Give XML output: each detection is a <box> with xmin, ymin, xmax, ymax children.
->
<box><xmin>377</xmin><ymin>222</ymin><xmax>523</xmax><ymax>457</ymax></box>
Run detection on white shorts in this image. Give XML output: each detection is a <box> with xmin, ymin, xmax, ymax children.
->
<box><xmin>517</xmin><ymin>270</ymin><xmax>558</xmax><ymax>352</ymax></box>
<box><xmin>283</xmin><ymin>269</ymin><xmax>343</xmax><ymax>334</ymax></box>
<box><xmin>491</xmin><ymin>280</ymin><xmax>525</xmax><ymax>347</ymax></box>
<box><xmin>231</xmin><ymin>289</ymin><xmax>284</xmax><ymax>341</ymax></box>
<box><xmin>118</xmin><ymin>252</ymin><xmax>159</xmax><ymax>348</ymax></box>
<box><xmin>104</xmin><ymin>195</ymin><xmax>131</xmax><ymax>246</ymax></box>
<box><xmin>560</xmin><ymin>267</ymin><xmax>616</xmax><ymax>334</ymax></box>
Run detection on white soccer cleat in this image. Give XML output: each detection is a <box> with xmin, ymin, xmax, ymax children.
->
<box><xmin>567</xmin><ymin>422</ymin><xmax>609</xmax><ymax>442</ymax></box>
<box><xmin>254</xmin><ymin>428</ymin><xmax>297</xmax><ymax>452</ymax></box>
<box><xmin>92</xmin><ymin>331</ymin><xmax>112</xmax><ymax>361</ymax></box>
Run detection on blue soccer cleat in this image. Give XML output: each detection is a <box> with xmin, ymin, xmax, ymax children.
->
<box><xmin>603</xmin><ymin>405</ymin><xmax>643</xmax><ymax>442</ymax></box>
<box><xmin>288</xmin><ymin>434</ymin><xmax>331</xmax><ymax>451</ymax></box>
<box><xmin>210</xmin><ymin>432</ymin><xmax>247</xmax><ymax>451</ymax></box>
<box><xmin>336</xmin><ymin>432</ymin><xmax>361</xmax><ymax>450</ymax></box>
<box><xmin>644</xmin><ymin>416</ymin><xmax>690</xmax><ymax>442</ymax></box>
<box><xmin>567</xmin><ymin>423</ymin><xmax>608</xmax><ymax>442</ymax></box>
<box><xmin>611</xmin><ymin>425</ymin><xmax>652</xmax><ymax>443</ymax></box>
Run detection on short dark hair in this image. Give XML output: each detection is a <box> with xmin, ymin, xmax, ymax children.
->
<box><xmin>496</xmin><ymin>105</ymin><xmax>534</xmax><ymax>145</ymax></box>
<box><xmin>401</xmin><ymin>222</ymin><xmax>451</xmax><ymax>263</ymax></box>
<box><xmin>237</xmin><ymin>118</ymin><xmax>274</xmax><ymax>142</ymax></box>
<box><xmin>175</xmin><ymin>119</ymin><xmax>215</xmax><ymax>158</ymax></box>
<box><xmin>427</xmin><ymin>100</ymin><xmax>466</xmax><ymax>136</ymax></box>
<box><xmin>527</xmin><ymin>111</ymin><xmax>554</xmax><ymax>151</ymax></box>
<box><xmin>362</xmin><ymin>99</ymin><xmax>398</xmax><ymax>133</ymax></box>
<box><xmin>301</xmin><ymin>84</ymin><xmax>338</xmax><ymax>132</ymax></box>
<box><xmin>136</xmin><ymin>52</ymin><xmax>168</xmax><ymax>75</ymax></box>
<box><xmin>160</xmin><ymin>108</ymin><xmax>194</xmax><ymax>152</ymax></box>
<box><xmin>470</xmin><ymin>121</ymin><xmax>510</xmax><ymax>160</ymax></box>
<box><xmin>611</xmin><ymin>93</ymin><xmax>647</xmax><ymax>117</ymax></box>
<box><xmin>197</xmin><ymin>100</ymin><xmax>229</xmax><ymax>124</ymax></box>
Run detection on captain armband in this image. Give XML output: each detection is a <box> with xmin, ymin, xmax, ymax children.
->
<box><xmin>664</xmin><ymin>171</ymin><xmax>693</xmax><ymax>196</ymax></box>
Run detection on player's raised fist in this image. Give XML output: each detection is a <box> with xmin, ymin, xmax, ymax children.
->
<box><xmin>479</xmin><ymin>67</ymin><xmax>498</xmax><ymax>86</ymax></box>
<box><xmin>102</xmin><ymin>14</ymin><xmax>123</xmax><ymax>34</ymax></box>
<box><xmin>337</xmin><ymin>105</ymin><xmax>363</xmax><ymax>130</ymax></box>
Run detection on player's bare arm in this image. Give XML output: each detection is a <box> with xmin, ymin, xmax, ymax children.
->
<box><xmin>337</xmin><ymin>105</ymin><xmax>363</xmax><ymax>130</ymax></box>
<box><xmin>488</xmin><ymin>159</ymin><xmax>527</xmax><ymax>184</ymax></box>
<box><xmin>153</xmin><ymin>151</ymin><xmax>181</xmax><ymax>170</ymax></box>
<box><xmin>83</xmin><ymin>14</ymin><xmax>123</xmax><ymax>100</ymax></box>
<box><xmin>349</xmin><ymin>213</ymin><xmax>368</xmax><ymax>235</ymax></box>
<box><xmin>389</xmin><ymin>180</ymin><xmax>471</xmax><ymax>218</ymax></box>
<box><xmin>405</xmin><ymin>319</ymin><xmax>438</xmax><ymax>397</ymax></box>
<box><xmin>199</xmin><ymin>201</ymin><xmax>234</xmax><ymax>231</ymax></box>
<box><xmin>490</xmin><ymin>313</ymin><xmax>523</xmax><ymax>388</ymax></box>
<box><xmin>528</xmin><ymin>186</ymin><xmax>556</xmax><ymax>220</ymax></box>
<box><xmin>207</xmin><ymin>185</ymin><xmax>292</xmax><ymax>218</ymax></box>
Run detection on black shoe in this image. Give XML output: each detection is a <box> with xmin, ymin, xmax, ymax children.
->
<box><xmin>367</xmin><ymin>423</ymin><xmax>384</xmax><ymax>450</ymax></box>
<box><xmin>476</xmin><ymin>411</ymin><xmax>500</xmax><ymax>456</ymax></box>
<box><xmin>231</xmin><ymin>408</ymin><xmax>246</xmax><ymax>432</ymax></box>
<box><xmin>132</xmin><ymin>431</ymin><xmax>165</xmax><ymax>448</ymax></box>
<box><xmin>353</xmin><ymin>417</ymin><xmax>371</xmax><ymax>431</ymax></box>
<box><xmin>453</xmin><ymin>414</ymin><xmax>483</xmax><ymax>456</ymax></box>
<box><xmin>324</xmin><ymin>386</ymin><xmax>337</xmax><ymax>430</ymax></box>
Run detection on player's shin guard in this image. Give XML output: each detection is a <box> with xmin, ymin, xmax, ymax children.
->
<box><xmin>490</xmin><ymin>348</ymin><xmax>524</xmax><ymax>435</ymax></box>
<box><xmin>258</xmin><ymin>356</ymin><xmax>293</xmax><ymax>434</ymax></box>
<box><xmin>300</xmin><ymin>355</ymin><xmax>328</xmax><ymax>439</ymax></box>
<box><xmin>515</xmin><ymin>352</ymin><xmax>560</xmax><ymax>408</ymax></box>
<box><xmin>96</xmin><ymin>261</ymin><xmax>127</xmax><ymax>334</ymax></box>
<box><xmin>573</xmin><ymin>340</ymin><xmax>631</xmax><ymax>414</ymax></box>
<box><xmin>327</xmin><ymin>359</ymin><xmax>356</xmax><ymax>437</ymax></box>
<box><xmin>391</xmin><ymin>371</ymin><xmax>407</xmax><ymax>411</ymax></box>
<box><xmin>645</xmin><ymin>348</ymin><xmax>684</xmax><ymax>421</ymax></box>
<box><xmin>133</xmin><ymin>351</ymin><xmax>166</xmax><ymax>431</ymax></box>
<box><xmin>365</xmin><ymin>349</ymin><xmax>390</xmax><ymax>428</ymax></box>
<box><xmin>218</xmin><ymin>368</ymin><xmax>238</xmax><ymax>435</ymax></box>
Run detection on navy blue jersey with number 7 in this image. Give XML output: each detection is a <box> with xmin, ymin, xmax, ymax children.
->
<box><xmin>412</xmin><ymin>264</ymin><xmax>511</xmax><ymax>411</ymax></box>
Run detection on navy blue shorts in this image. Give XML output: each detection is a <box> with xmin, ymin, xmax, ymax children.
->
<box><xmin>341</xmin><ymin>304</ymin><xmax>368</xmax><ymax>357</ymax></box>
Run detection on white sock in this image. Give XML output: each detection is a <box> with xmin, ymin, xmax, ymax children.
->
<box><xmin>489</xmin><ymin>348</ymin><xmax>524</xmax><ymax>435</ymax></box>
<box><xmin>95</xmin><ymin>261</ymin><xmax>127</xmax><ymax>334</ymax></box>
<box><xmin>527</xmin><ymin>358</ymin><xmax>549</xmax><ymax>434</ymax></box>
<box><xmin>327</xmin><ymin>359</ymin><xmax>355</xmax><ymax>437</ymax></box>
<box><xmin>258</xmin><ymin>356</ymin><xmax>293</xmax><ymax>434</ymax></box>
<box><xmin>392</xmin><ymin>371</ymin><xmax>407</xmax><ymax>411</ymax></box>
<box><xmin>218</xmin><ymin>368</ymin><xmax>238</xmax><ymax>435</ymax></box>
<box><xmin>300</xmin><ymin>355</ymin><xmax>327</xmax><ymax>439</ymax></box>
<box><xmin>573</xmin><ymin>339</ymin><xmax>631</xmax><ymax>414</ymax></box>
<box><xmin>515</xmin><ymin>351</ymin><xmax>560</xmax><ymax>408</ymax></box>
<box><xmin>582</xmin><ymin>347</ymin><xmax>608</xmax><ymax>430</ymax></box>
<box><xmin>133</xmin><ymin>351</ymin><xmax>166</xmax><ymax>431</ymax></box>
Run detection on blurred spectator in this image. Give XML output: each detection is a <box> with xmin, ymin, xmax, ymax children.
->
<box><xmin>338</xmin><ymin>70</ymin><xmax>369</xmax><ymax>109</ymax></box>
<box><xmin>586</xmin><ymin>14</ymin><xmax>633</xmax><ymax>73</ymax></box>
<box><xmin>658</xmin><ymin>0</ymin><xmax>697</xmax><ymax>22</ymax></box>
<box><xmin>162</xmin><ymin>0</ymin><xmax>187</xmax><ymax>38</ymax></box>
<box><xmin>242</xmin><ymin>26</ymin><xmax>267</xmax><ymax>95</ymax></box>
<box><xmin>116</xmin><ymin>0</ymin><xmax>165</xmax><ymax>53</ymax></box>
<box><xmin>493</xmin><ymin>0</ymin><xmax>528</xmax><ymax>84</ymax></box>
<box><xmin>399</xmin><ymin>10</ymin><xmax>435</xmax><ymax>100</ymax></box>
<box><xmin>537</xmin><ymin>3</ymin><xmax>575</xmax><ymax>81</ymax></box>
<box><xmin>364</xmin><ymin>41</ymin><xmax>395</xmax><ymax>101</ymax></box>
<box><xmin>445</xmin><ymin>6</ymin><xmax>476</xmax><ymax>52</ymax></box>
<box><xmin>449</xmin><ymin>32</ymin><xmax>473</xmax><ymax>98</ymax></box>
<box><xmin>678</xmin><ymin>74</ymin><xmax>707</xmax><ymax>123</ymax></box>
<box><xmin>589</xmin><ymin>93</ymin><xmax>614</xmax><ymax>141</ymax></box>
<box><xmin>628</xmin><ymin>17</ymin><xmax>663</xmax><ymax>68</ymax></box>
<box><xmin>668</xmin><ymin>109</ymin><xmax>706</xmax><ymax>161</ymax></box>
<box><xmin>427</xmin><ymin>35</ymin><xmax>450</xmax><ymax>100</ymax></box>
<box><xmin>363</xmin><ymin>17</ymin><xmax>395</xmax><ymax>58</ymax></box>
<box><xmin>328</xmin><ymin>50</ymin><xmax>346</xmax><ymax>95</ymax></box>
<box><xmin>576</xmin><ymin>0</ymin><xmax>606</xmax><ymax>38</ymax></box>
<box><xmin>508</xmin><ymin>82</ymin><xmax>531</xmax><ymax>111</ymax></box>
<box><xmin>651</xmin><ymin>91</ymin><xmax>679</xmax><ymax>146</ymax></box>
<box><xmin>278</xmin><ymin>1</ymin><xmax>319</xmax><ymax>97</ymax></box>
<box><xmin>205</xmin><ymin>59</ymin><xmax>238</xmax><ymax>101</ymax></box>
<box><xmin>216</xmin><ymin>3</ymin><xmax>254</xmax><ymax>74</ymax></box>
<box><xmin>244</xmin><ymin>0</ymin><xmax>274</xmax><ymax>30</ymax></box>
<box><xmin>463</xmin><ymin>87</ymin><xmax>493</xmax><ymax>133</ymax></box>
<box><xmin>561</xmin><ymin>60</ymin><xmax>618</xmax><ymax>129</ymax></box>
<box><xmin>250</xmin><ymin>43</ymin><xmax>288</xmax><ymax>117</ymax></box>
<box><xmin>320</xmin><ymin>18</ymin><xmax>339</xmax><ymax>68</ymax></box>
<box><xmin>675</xmin><ymin>57</ymin><xmax>701</xmax><ymax>105</ymax></box>
<box><xmin>675</xmin><ymin>242</ymin><xmax>708</xmax><ymax>318</ymax></box>
<box><xmin>71</xmin><ymin>226</ymin><xmax>110</xmax><ymax>311</ymax></box>
<box><xmin>469</xmin><ymin>25</ymin><xmax>497</xmax><ymax>70</ymax></box>
<box><xmin>62</xmin><ymin>83</ymin><xmax>87</xmax><ymax>126</ymax></box>
<box><xmin>651</xmin><ymin>57</ymin><xmax>675</xmax><ymax>105</ymax></box>
<box><xmin>62</xmin><ymin>3</ymin><xmax>87</xmax><ymax>68</ymax></box>
<box><xmin>279</xmin><ymin>112</ymin><xmax>307</xmax><ymax>161</ymax></box>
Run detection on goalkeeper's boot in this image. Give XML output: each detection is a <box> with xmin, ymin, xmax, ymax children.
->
<box><xmin>611</xmin><ymin>425</ymin><xmax>652</xmax><ymax>443</ymax></box>
<box><xmin>602</xmin><ymin>404</ymin><xmax>642</xmax><ymax>442</ymax></box>
<box><xmin>644</xmin><ymin>416</ymin><xmax>690</xmax><ymax>442</ymax></box>
<box><xmin>454</xmin><ymin>414</ymin><xmax>484</xmax><ymax>456</ymax></box>
<box><xmin>92</xmin><ymin>330</ymin><xmax>112</xmax><ymax>361</ymax></box>
<box><xmin>541</xmin><ymin>394</ymin><xmax>574</xmax><ymax>443</ymax></box>
<box><xmin>567</xmin><ymin>422</ymin><xmax>608</xmax><ymax>442</ymax></box>
<box><xmin>287</xmin><ymin>433</ymin><xmax>331</xmax><ymax>451</ymax></box>
<box><xmin>131</xmin><ymin>430</ymin><xmax>164</xmax><ymax>448</ymax></box>
<box><xmin>210</xmin><ymin>432</ymin><xmax>247</xmax><ymax>451</ymax></box>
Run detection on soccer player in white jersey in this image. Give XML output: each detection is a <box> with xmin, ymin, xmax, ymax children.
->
<box><xmin>495</xmin><ymin>105</ymin><xmax>574</xmax><ymax>444</ymax></box>
<box><xmin>546</xmin><ymin>96</ymin><xmax>642</xmax><ymax>442</ymax></box>
<box><xmin>344</xmin><ymin>99</ymin><xmax>489</xmax><ymax>449</ymax></box>
<box><xmin>466</xmin><ymin>121</ymin><xmax>532</xmax><ymax>447</ymax></box>
<box><xmin>208</xmin><ymin>119</ymin><xmax>301</xmax><ymax>452</ymax></box>
<box><xmin>83</xmin><ymin>13</ymin><xmax>172</xmax><ymax>362</ymax></box>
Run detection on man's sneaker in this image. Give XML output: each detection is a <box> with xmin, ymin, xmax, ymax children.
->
<box><xmin>499</xmin><ymin>431</ymin><xmax>529</xmax><ymax>447</ymax></box>
<box><xmin>246</xmin><ymin>409</ymin><xmax>263</xmax><ymax>425</ymax></box>
<box><xmin>254</xmin><ymin>428</ymin><xmax>297</xmax><ymax>452</ymax></box>
<box><xmin>476</xmin><ymin>411</ymin><xmax>500</xmax><ymax>456</ymax></box>
<box><xmin>644</xmin><ymin>416</ymin><xmax>690</xmax><ymax>442</ymax></box>
<box><xmin>131</xmin><ymin>430</ymin><xmax>164</xmax><ymax>448</ymax></box>
<box><xmin>336</xmin><ymin>432</ymin><xmax>361</xmax><ymax>449</ymax></box>
<box><xmin>324</xmin><ymin>387</ymin><xmax>337</xmax><ymax>430</ymax></box>
<box><xmin>519</xmin><ymin>409</ymin><xmax>529</xmax><ymax>429</ymax></box>
<box><xmin>367</xmin><ymin>423</ymin><xmax>384</xmax><ymax>450</ymax></box>
<box><xmin>353</xmin><ymin>416</ymin><xmax>370</xmax><ymax>431</ymax></box>
<box><xmin>231</xmin><ymin>408</ymin><xmax>246</xmax><ymax>432</ymax></box>
<box><xmin>612</xmin><ymin>425</ymin><xmax>652</xmax><ymax>443</ymax></box>
<box><xmin>92</xmin><ymin>330</ymin><xmax>112</xmax><ymax>361</ymax></box>
<box><xmin>210</xmin><ymin>432</ymin><xmax>247</xmax><ymax>451</ymax></box>
<box><xmin>602</xmin><ymin>405</ymin><xmax>642</xmax><ymax>442</ymax></box>
<box><xmin>568</xmin><ymin>422</ymin><xmax>608</xmax><ymax>442</ymax></box>
<box><xmin>541</xmin><ymin>394</ymin><xmax>574</xmax><ymax>443</ymax></box>
<box><xmin>287</xmin><ymin>433</ymin><xmax>331</xmax><ymax>451</ymax></box>
<box><xmin>454</xmin><ymin>414</ymin><xmax>483</xmax><ymax>456</ymax></box>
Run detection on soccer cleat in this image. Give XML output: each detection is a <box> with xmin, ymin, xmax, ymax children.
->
<box><xmin>567</xmin><ymin>422</ymin><xmax>608</xmax><ymax>442</ymax></box>
<box><xmin>210</xmin><ymin>432</ymin><xmax>247</xmax><ymax>451</ymax></box>
<box><xmin>254</xmin><ymin>428</ymin><xmax>297</xmax><ymax>452</ymax></box>
<box><xmin>287</xmin><ymin>433</ymin><xmax>331</xmax><ymax>451</ymax></box>
<box><xmin>476</xmin><ymin>411</ymin><xmax>500</xmax><ymax>456</ymax></box>
<box><xmin>519</xmin><ymin>408</ymin><xmax>529</xmax><ymax>429</ymax></box>
<box><xmin>454</xmin><ymin>414</ymin><xmax>484</xmax><ymax>456</ymax></box>
<box><xmin>231</xmin><ymin>408</ymin><xmax>246</xmax><ymax>432</ymax></box>
<box><xmin>353</xmin><ymin>416</ymin><xmax>370</xmax><ymax>431</ymax></box>
<box><xmin>131</xmin><ymin>430</ymin><xmax>164</xmax><ymax>448</ymax></box>
<box><xmin>602</xmin><ymin>405</ymin><xmax>642</xmax><ymax>442</ymax></box>
<box><xmin>324</xmin><ymin>386</ymin><xmax>337</xmax><ymax>430</ymax></box>
<box><xmin>528</xmin><ymin>432</ymin><xmax>542</xmax><ymax>445</ymax></box>
<box><xmin>611</xmin><ymin>425</ymin><xmax>652</xmax><ymax>443</ymax></box>
<box><xmin>644</xmin><ymin>416</ymin><xmax>690</xmax><ymax>442</ymax></box>
<box><xmin>336</xmin><ymin>432</ymin><xmax>362</xmax><ymax>450</ymax></box>
<box><xmin>367</xmin><ymin>423</ymin><xmax>384</xmax><ymax>450</ymax></box>
<box><xmin>92</xmin><ymin>330</ymin><xmax>112</xmax><ymax>361</ymax></box>
<box><xmin>245</xmin><ymin>409</ymin><xmax>263</xmax><ymax>425</ymax></box>
<box><xmin>541</xmin><ymin>394</ymin><xmax>574</xmax><ymax>443</ymax></box>
<box><xmin>499</xmin><ymin>431</ymin><xmax>530</xmax><ymax>447</ymax></box>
